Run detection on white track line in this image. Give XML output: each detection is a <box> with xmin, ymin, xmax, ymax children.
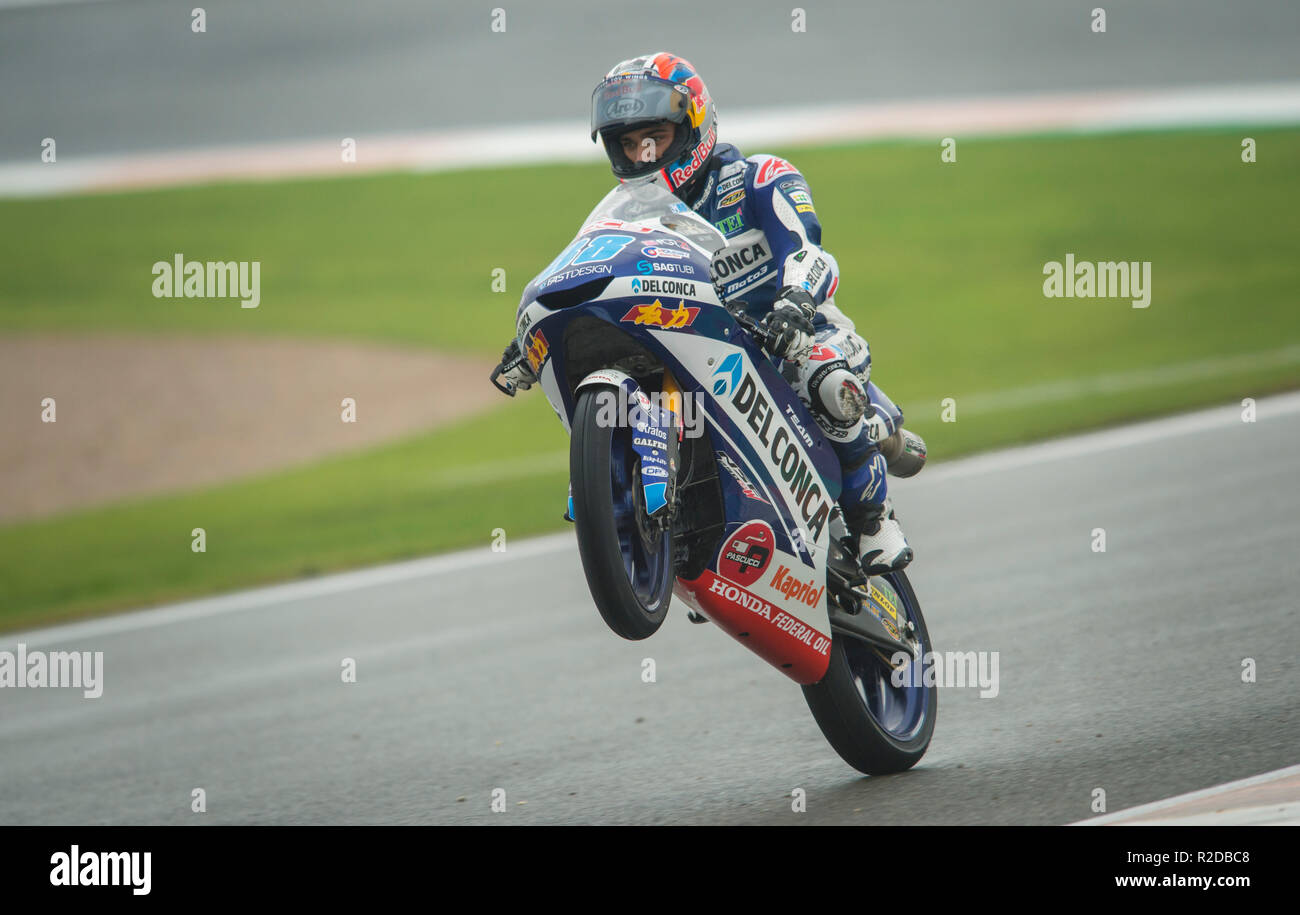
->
<box><xmin>2</xmin><ymin>82</ymin><xmax>1298</xmax><ymax>197</ymax></box>
<box><xmin>923</xmin><ymin>389</ymin><xmax>1300</xmax><ymax>485</ymax></box>
<box><xmin>3</xmin><ymin>389</ymin><xmax>1297</xmax><ymax>648</ymax></box>
<box><xmin>0</xmin><ymin>531</ymin><xmax>575</xmax><ymax>650</ymax></box>
<box><xmin>953</xmin><ymin>344</ymin><xmax>1300</xmax><ymax>415</ymax></box>
<box><xmin>1073</xmin><ymin>763</ymin><xmax>1300</xmax><ymax>825</ymax></box>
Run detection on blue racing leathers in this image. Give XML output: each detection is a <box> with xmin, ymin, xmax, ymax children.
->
<box><xmin>680</xmin><ymin>143</ymin><xmax>901</xmax><ymax>528</ymax></box>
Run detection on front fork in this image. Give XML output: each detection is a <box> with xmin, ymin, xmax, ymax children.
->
<box><xmin>565</xmin><ymin>366</ymin><xmax>684</xmax><ymax>526</ymax></box>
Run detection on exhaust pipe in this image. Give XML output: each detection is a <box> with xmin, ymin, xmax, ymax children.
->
<box><xmin>881</xmin><ymin>427</ymin><xmax>927</xmax><ymax>478</ymax></box>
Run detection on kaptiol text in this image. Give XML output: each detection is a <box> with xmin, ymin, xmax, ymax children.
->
<box><xmin>152</xmin><ymin>254</ymin><xmax>261</xmax><ymax>308</ymax></box>
<box><xmin>1042</xmin><ymin>254</ymin><xmax>1151</xmax><ymax>308</ymax></box>
<box><xmin>0</xmin><ymin>643</ymin><xmax>103</xmax><ymax>698</ymax></box>
<box><xmin>50</xmin><ymin>846</ymin><xmax>150</xmax><ymax>895</ymax></box>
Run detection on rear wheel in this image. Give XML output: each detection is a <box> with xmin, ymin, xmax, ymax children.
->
<box><xmin>570</xmin><ymin>386</ymin><xmax>674</xmax><ymax>640</ymax></box>
<box><xmin>801</xmin><ymin>570</ymin><xmax>936</xmax><ymax>775</ymax></box>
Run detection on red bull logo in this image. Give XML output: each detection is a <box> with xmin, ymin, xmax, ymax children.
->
<box><xmin>524</xmin><ymin>329</ymin><xmax>549</xmax><ymax>373</ymax></box>
<box><xmin>669</xmin><ymin>124</ymin><xmax>716</xmax><ymax>186</ymax></box>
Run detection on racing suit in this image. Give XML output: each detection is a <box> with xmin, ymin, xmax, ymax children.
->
<box><xmin>680</xmin><ymin>143</ymin><xmax>902</xmax><ymax>533</ymax></box>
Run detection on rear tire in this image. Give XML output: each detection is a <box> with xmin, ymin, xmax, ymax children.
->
<box><xmin>570</xmin><ymin>386</ymin><xmax>674</xmax><ymax>640</ymax></box>
<box><xmin>801</xmin><ymin>570</ymin><xmax>936</xmax><ymax>775</ymax></box>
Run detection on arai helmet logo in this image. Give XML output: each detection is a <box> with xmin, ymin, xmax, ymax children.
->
<box><xmin>605</xmin><ymin>98</ymin><xmax>645</xmax><ymax>119</ymax></box>
<box><xmin>712</xmin><ymin>352</ymin><xmax>742</xmax><ymax>397</ymax></box>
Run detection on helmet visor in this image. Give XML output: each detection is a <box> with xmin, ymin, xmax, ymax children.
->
<box><xmin>590</xmin><ymin>75</ymin><xmax>691</xmax><ymax>139</ymax></box>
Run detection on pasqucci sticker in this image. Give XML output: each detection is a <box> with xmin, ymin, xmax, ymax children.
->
<box><xmin>717</xmin><ymin>520</ymin><xmax>775</xmax><ymax>586</ymax></box>
<box><xmin>620</xmin><ymin>299</ymin><xmax>700</xmax><ymax>329</ymax></box>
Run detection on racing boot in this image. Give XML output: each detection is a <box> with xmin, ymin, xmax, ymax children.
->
<box><xmin>839</xmin><ymin>439</ymin><xmax>913</xmax><ymax>576</ymax></box>
<box><xmin>844</xmin><ymin>497</ymin><xmax>912</xmax><ymax>576</ymax></box>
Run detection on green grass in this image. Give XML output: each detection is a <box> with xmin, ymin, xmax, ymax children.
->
<box><xmin>2</xmin><ymin>127</ymin><xmax>1298</xmax><ymax>630</ymax></box>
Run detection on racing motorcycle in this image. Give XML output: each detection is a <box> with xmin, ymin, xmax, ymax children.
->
<box><xmin>491</xmin><ymin>182</ymin><xmax>935</xmax><ymax>775</ymax></box>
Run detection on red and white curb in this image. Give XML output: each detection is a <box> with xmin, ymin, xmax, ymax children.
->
<box><xmin>2</xmin><ymin>82</ymin><xmax>1299</xmax><ymax>198</ymax></box>
<box><xmin>1074</xmin><ymin>763</ymin><xmax>1300</xmax><ymax>825</ymax></box>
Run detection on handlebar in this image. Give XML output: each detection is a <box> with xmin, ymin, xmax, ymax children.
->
<box><xmin>726</xmin><ymin>299</ymin><xmax>771</xmax><ymax>349</ymax></box>
<box><xmin>489</xmin><ymin>362</ymin><xmax>516</xmax><ymax>397</ymax></box>
<box><xmin>491</xmin><ymin>301</ymin><xmax>773</xmax><ymax>398</ymax></box>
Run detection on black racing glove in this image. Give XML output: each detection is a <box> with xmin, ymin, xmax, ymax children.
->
<box><xmin>758</xmin><ymin>287</ymin><xmax>817</xmax><ymax>360</ymax></box>
<box><xmin>497</xmin><ymin>339</ymin><xmax>537</xmax><ymax>393</ymax></box>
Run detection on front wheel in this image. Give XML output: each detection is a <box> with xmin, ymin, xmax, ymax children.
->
<box><xmin>570</xmin><ymin>386</ymin><xmax>674</xmax><ymax>640</ymax></box>
<box><xmin>801</xmin><ymin>570</ymin><xmax>936</xmax><ymax>775</ymax></box>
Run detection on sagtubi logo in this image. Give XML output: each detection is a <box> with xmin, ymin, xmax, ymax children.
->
<box><xmin>637</xmin><ymin>260</ymin><xmax>696</xmax><ymax>276</ymax></box>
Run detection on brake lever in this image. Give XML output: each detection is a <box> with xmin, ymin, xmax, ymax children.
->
<box><xmin>489</xmin><ymin>363</ymin><xmax>517</xmax><ymax>397</ymax></box>
<box><xmin>725</xmin><ymin>299</ymin><xmax>770</xmax><ymax>348</ymax></box>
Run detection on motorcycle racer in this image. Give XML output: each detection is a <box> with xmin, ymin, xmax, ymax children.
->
<box><xmin>500</xmin><ymin>51</ymin><xmax>913</xmax><ymax>576</ymax></box>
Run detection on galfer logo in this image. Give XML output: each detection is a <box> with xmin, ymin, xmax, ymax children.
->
<box><xmin>712</xmin><ymin>352</ymin><xmax>742</xmax><ymax>397</ymax></box>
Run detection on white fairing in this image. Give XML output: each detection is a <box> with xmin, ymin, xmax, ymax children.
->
<box><xmin>653</xmin><ymin>327</ymin><xmax>831</xmax><ymax>567</ymax></box>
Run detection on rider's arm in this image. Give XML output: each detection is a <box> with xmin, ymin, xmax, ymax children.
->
<box><xmin>746</xmin><ymin>155</ymin><xmax>840</xmax><ymax>306</ymax></box>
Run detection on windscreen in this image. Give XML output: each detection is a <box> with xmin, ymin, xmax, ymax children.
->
<box><xmin>579</xmin><ymin>181</ymin><xmax>726</xmax><ymax>257</ymax></box>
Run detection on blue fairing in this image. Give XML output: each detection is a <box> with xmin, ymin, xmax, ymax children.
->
<box><xmin>519</xmin><ymin>215</ymin><xmax>840</xmax><ymax>570</ymax></box>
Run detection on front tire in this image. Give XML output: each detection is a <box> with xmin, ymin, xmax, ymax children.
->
<box><xmin>802</xmin><ymin>570</ymin><xmax>936</xmax><ymax>775</ymax></box>
<box><xmin>570</xmin><ymin>386</ymin><xmax>674</xmax><ymax>640</ymax></box>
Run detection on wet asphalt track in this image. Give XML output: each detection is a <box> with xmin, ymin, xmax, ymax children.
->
<box><xmin>2</xmin><ymin>395</ymin><xmax>1297</xmax><ymax>825</ymax></box>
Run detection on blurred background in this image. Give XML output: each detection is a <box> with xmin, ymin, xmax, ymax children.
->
<box><xmin>1</xmin><ymin>0</ymin><xmax>1298</xmax><ymax>628</ymax></box>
